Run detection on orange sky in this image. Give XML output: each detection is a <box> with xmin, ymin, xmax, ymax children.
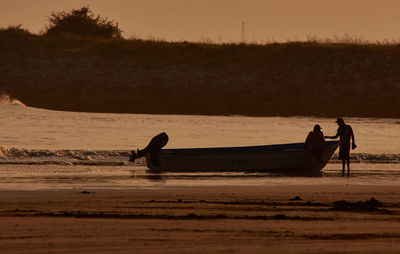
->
<box><xmin>1</xmin><ymin>0</ymin><xmax>400</xmax><ymax>42</ymax></box>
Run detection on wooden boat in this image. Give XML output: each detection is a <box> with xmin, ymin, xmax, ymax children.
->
<box><xmin>145</xmin><ymin>141</ymin><xmax>340</xmax><ymax>175</ymax></box>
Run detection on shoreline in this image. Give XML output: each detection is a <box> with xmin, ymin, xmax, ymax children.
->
<box><xmin>1</xmin><ymin>185</ymin><xmax>400</xmax><ymax>253</ymax></box>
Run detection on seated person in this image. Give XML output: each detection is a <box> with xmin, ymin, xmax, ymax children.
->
<box><xmin>305</xmin><ymin>125</ymin><xmax>326</xmax><ymax>161</ymax></box>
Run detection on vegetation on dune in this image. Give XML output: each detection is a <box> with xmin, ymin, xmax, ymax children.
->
<box><xmin>1</xmin><ymin>7</ymin><xmax>400</xmax><ymax>118</ymax></box>
<box><xmin>45</xmin><ymin>6</ymin><xmax>122</xmax><ymax>39</ymax></box>
<box><xmin>0</xmin><ymin>25</ymin><xmax>35</xmax><ymax>39</ymax></box>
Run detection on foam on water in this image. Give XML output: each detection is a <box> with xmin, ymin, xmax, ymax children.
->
<box><xmin>0</xmin><ymin>94</ymin><xmax>25</xmax><ymax>106</ymax></box>
<box><xmin>0</xmin><ymin>147</ymin><xmax>146</xmax><ymax>166</ymax></box>
<box><xmin>0</xmin><ymin>147</ymin><xmax>399</xmax><ymax>166</ymax></box>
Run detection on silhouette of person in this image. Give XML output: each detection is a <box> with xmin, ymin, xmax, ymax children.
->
<box><xmin>305</xmin><ymin>124</ymin><xmax>326</xmax><ymax>162</ymax></box>
<box><xmin>325</xmin><ymin>118</ymin><xmax>357</xmax><ymax>176</ymax></box>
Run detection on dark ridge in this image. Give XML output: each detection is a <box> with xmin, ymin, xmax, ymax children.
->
<box><xmin>1</xmin><ymin>35</ymin><xmax>400</xmax><ymax>118</ymax></box>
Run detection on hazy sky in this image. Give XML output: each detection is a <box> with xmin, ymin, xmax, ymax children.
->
<box><xmin>1</xmin><ymin>0</ymin><xmax>400</xmax><ymax>43</ymax></box>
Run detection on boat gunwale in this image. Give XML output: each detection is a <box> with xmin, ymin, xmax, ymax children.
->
<box><xmin>162</xmin><ymin>141</ymin><xmax>340</xmax><ymax>154</ymax></box>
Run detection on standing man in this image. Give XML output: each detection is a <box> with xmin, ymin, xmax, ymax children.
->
<box><xmin>325</xmin><ymin>118</ymin><xmax>357</xmax><ymax>176</ymax></box>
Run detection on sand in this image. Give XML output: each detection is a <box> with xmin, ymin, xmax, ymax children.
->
<box><xmin>1</xmin><ymin>185</ymin><xmax>400</xmax><ymax>254</ymax></box>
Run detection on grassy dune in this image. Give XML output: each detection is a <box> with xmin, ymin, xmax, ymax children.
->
<box><xmin>1</xmin><ymin>33</ymin><xmax>400</xmax><ymax>117</ymax></box>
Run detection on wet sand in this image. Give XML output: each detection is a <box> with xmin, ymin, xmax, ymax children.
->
<box><xmin>1</xmin><ymin>185</ymin><xmax>400</xmax><ymax>253</ymax></box>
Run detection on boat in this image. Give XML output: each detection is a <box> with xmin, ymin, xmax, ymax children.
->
<box><xmin>145</xmin><ymin>141</ymin><xmax>340</xmax><ymax>175</ymax></box>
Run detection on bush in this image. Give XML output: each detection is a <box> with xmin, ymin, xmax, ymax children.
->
<box><xmin>45</xmin><ymin>6</ymin><xmax>122</xmax><ymax>39</ymax></box>
<box><xmin>0</xmin><ymin>25</ymin><xmax>37</xmax><ymax>53</ymax></box>
<box><xmin>0</xmin><ymin>25</ymin><xmax>34</xmax><ymax>39</ymax></box>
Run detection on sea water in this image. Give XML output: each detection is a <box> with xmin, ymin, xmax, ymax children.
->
<box><xmin>0</xmin><ymin>104</ymin><xmax>399</xmax><ymax>190</ymax></box>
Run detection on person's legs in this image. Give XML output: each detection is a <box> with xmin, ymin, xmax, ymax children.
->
<box><xmin>347</xmin><ymin>159</ymin><xmax>350</xmax><ymax>176</ymax></box>
<box><xmin>339</xmin><ymin>143</ymin><xmax>350</xmax><ymax>176</ymax></box>
<box><xmin>341</xmin><ymin>160</ymin><xmax>345</xmax><ymax>175</ymax></box>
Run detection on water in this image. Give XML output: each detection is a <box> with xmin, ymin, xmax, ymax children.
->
<box><xmin>0</xmin><ymin>104</ymin><xmax>399</xmax><ymax>190</ymax></box>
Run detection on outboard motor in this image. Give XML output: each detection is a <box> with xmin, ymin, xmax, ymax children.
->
<box><xmin>129</xmin><ymin>132</ymin><xmax>169</xmax><ymax>166</ymax></box>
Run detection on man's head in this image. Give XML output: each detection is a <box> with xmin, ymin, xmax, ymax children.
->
<box><xmin>313</xmin><ymin>124</ymin><xmax>321</xmax><ymax>132</ymax></box>
<box><xmin>336</xmin><ymin>117</ymin><xmax>344</xmax><ymax>126</ymax></box>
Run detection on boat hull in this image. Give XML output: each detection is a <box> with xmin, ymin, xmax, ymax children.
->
<box><xmin>146</xmin><ymin>141</ymin><xmax>339</xmax><ymax>174</ymax></box>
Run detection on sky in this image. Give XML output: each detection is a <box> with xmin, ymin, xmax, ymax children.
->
<box><xmin>1</xmin><ymin>0</ymin><xmax>400</xmax><ymax>43</ymax></box>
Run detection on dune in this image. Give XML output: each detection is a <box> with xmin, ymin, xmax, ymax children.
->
<box><xmin>1</xmin><ymin>36</ymin><xmax>400</xmax><ymax>117</ymax></box>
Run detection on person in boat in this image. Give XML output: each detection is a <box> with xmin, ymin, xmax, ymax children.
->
<box><xmin>129</xmin><ymin>132</ymin><xmax>169</xmax><ymax>166</ymax></box>
<box><xmin>305</xmin><ymin>124</ymin><xmax>326</xmax><ymax>161</ymax></box>
<box><xmin>324</xmin><ymin>118</ymin><xmax>357</xmax><ymax>176</ymax></box>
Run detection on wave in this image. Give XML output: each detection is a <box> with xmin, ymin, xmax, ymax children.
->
<box><xmin>0</xmin><ymin>147</ymin><xmax>399</xmax><ymax>166</ymax></box>
<box><xmin>0</xmin><ymin>147</ymin><xmax>146</xmax><ymax>166</ymax></box>
<box><xmin>0</xmin><ymin>94</ymin><xmax>25</xmax><ymax>106</ymax></box>
<box><xmin>331</xmin><ymin>153</ymin><xmax>400</xmax><ymax>163</ymax></box>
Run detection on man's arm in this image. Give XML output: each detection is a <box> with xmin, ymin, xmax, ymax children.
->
<box><xmin>325</xmin><ymin>129</ymin><xmax>339</xmax><ymax>139</ymax></box>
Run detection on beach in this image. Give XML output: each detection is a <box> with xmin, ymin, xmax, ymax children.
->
<box><xmin>1</xmin><ymin>185</ymin><xmax>400</xmax><ymax>253</ymax></box>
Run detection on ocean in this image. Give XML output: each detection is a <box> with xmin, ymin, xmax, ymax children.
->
<box><xmin>0</xmin><ymin>103</ymin><xmax>399</xmax><ymax>190</ymax></box>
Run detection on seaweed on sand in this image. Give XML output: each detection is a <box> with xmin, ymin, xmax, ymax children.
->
<box><xmin>332</xmin><ymin>197</ymin><xmax>383</xmax><ymax>212</ymax></box>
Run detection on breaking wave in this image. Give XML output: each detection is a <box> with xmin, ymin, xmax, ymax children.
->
<box><xmin>0</xmin><ymin>94</ymin><xmax>25</xmax><ymax>106</ymax></box>
<box><xmin>0</xmin><ymin>147</ymin><xmax>146</xmax><ymax>166</ymax></box>
<box><xmin>0</xmin><ymin>147</ymin><xmax>399</xmax><ymax>166</ymax></box>
<box><xmin>331</xmin><ymin>153</ymin><xmax>400</xmax><ymax>164</ymax></box>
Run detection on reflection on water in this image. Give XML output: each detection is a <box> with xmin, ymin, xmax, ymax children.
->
<box><xmin>1</xmin><ymin>104</ymin><xmax>400</xmax><ymax>154</ymax></box>
<box><xmin>0</xmin><ymin>163</ymin><xmax>399</xmax><ymax>190</ymax></box>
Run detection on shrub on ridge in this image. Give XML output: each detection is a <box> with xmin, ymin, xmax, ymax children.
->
<box><xmin>45</xmin><ymin>6</ymin><xmax>122</xmax><ymax>39</ymax></box>
<box><xmin>0</xmin><ymin>25</ymin><xmax>34</xmax><ymax>39</ymax></box>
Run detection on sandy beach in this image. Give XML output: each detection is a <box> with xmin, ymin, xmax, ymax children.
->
<box><xmin>1</xmin><ymin>185</ymin><xmax>399</xmax><ymax>253</ymax></box>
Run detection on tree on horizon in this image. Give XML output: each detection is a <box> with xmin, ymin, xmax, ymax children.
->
<box><xmin>45</xmin><ymin>6</ymin><xmax>122</xmax><ymax>39</ymax></box>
